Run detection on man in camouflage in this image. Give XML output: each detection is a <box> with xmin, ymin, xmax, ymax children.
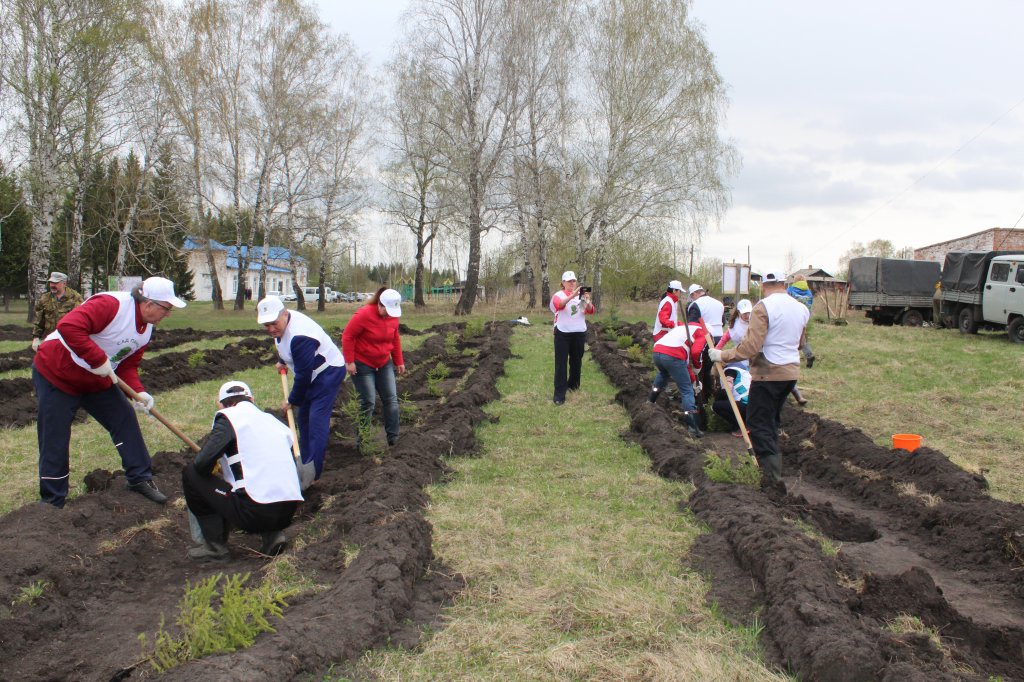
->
<box><xmin>32</xmin><ymin>272</ymin><xmax>83</xmax><ymax>351</ymax></box>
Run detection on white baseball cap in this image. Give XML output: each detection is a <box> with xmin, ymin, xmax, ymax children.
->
<box><xmin>737</xmin><ymin>299</ymin><xmax>753</xmax><ymax>314</ymax></box>
<box><xmin>561</xmin><ymin>270</ymin><xmax>577</xmax><ymax>282</ymax></box>
<box><xmin>379</xmin><ymin>289</ymin><xmax>402</xmax><ymax>317</ymax></box>
<box><xmin>48</xmin><ymin>272</ymin><xmax>68</xmax><ymax>283</ymax></box>
<box><xmin>668</xmin><ymin>279</ymin><xmax>683</xmax><ymax>291</ymax></box>
<box><xmin>218</xmin><ymin>380</ymin><xmax>253</xmax><ymax>403</ymax></box>
<box><xmin>257</xmin><ymin>296</ymin><xmax>286</xmax><ymax>324</ymax></box>
<box><xmin>688</xmin><ymin>283</ymin><xmax>704</xmax><ymax>296</ymax></box>
<box><xmin>142</xmin><ymin>276</ymin><xmax>186</xmax><ymax>308</ymax></box>
<box><xmin>762</xmin><ymin>271</ymin><xmax>787</xmax><ymax>284</ymax></box>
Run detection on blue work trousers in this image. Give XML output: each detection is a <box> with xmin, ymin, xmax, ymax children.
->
<box><xmin>652</xmin><ymin>352</ymin><xmax>698</xmax><ymax>413</ymax></box>
<box><xmin>33</xmin><ymin>368</ymin><xmax>153</xmax><ymax>508</ymax></box>
<box><xmin>296</xmin><ymin>365</ymin><xmax>344</xmax><ymax>478</ymax></box>
<box><xmin>352</xmin><ymin>360</ymin><xmax>399</xmax><ymax>444</ymax></box>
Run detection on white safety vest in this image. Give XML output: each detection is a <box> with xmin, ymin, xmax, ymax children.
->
<box><xmin>728</xmin><ymin>317</ymin><xmax>749</xmax><ymax>346</ymax></box>
<box><xmin>48</xmin><ymin>292</ymin><xmax>152</xmax><ymax>370</ymax></box>
<box><xmin>550</xmin><ymin>291</ymin><xmax>588</xmax><ymax>333</ymax></box>
<box><xmin>652</xmin><ymin>324</ymin><xmax>704</xmax><ymax>360</ymax></box>
<box><xmin>275</xmin><ymin>310</ymin><xmax>343</xmax><ymax>381</ymax></box>
<box><xmin>759</xmin><ymin>293</ymin><xmax>810</xmax><ymax>366</ymax></box>
<box><xmin>727</xmin><ymin>368</ymin><xmax>752</xmax><ymax>404</ymax></box>
<box><xmin>693</xmin><ymin>295</ymin><xmax>725</xmax><ymax>337</ymax></box>
<box><xmin>652</xmin><ymin>296</ymin><xmax>679</xmax><ymax>337</ymax></box>
<box><xmin>217</xmin><ymin>401</ymin><xmax>303</xmax><ymax>504</ymax></box>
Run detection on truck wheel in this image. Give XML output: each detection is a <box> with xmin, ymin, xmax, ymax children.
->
<box><xmin>901</xmin><ymin>310</ymin><xmax>924</xmax><ymax>327</ymax></box>
<box><xmin>1009</xmin><ymin>317</ymin><xmax>1024</xmax><ymax>344</ymax></box>
<box><xmin>958</xmin><ymin>308</ymin><xmax>979</xmax><ymax>334</ymax></box>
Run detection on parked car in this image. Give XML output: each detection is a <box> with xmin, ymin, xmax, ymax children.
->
<box><xmin>300</xmin><ymin>286</ymin><xmax>321</xmax><ymax>303</ymax></box>
<box><xmin>280</xmin><ymin>292</ymin><xmax>297</xmax><ymax>301</ymax></box>
<box><xmin>939</xmin><ymin>251</ymin><xmax>1024</xmax><ymax>342</ymax></box>
<box><xmin>324</xmin><ymin>287</ymin><xmax>341</xmax><ymax>303</ymax></box>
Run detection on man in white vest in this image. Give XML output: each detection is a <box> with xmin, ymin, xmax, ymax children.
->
<box><xmin>258</xmin><ymin>295</ymin><xmax>345</xmax><ymax>486</ymax></box>
<box><xmin>708</xmin><ymin>271</ymin><xmax>809</xmax><ymax>494</ymax></box>
<box><xmin>33</xmin><ymin>276</ymin><xmax>185</xmax><ymax>508</ymax></box>
<box><xmin>182</xmin><ymin>381</ymin><xmax>304</xmax><ymax>560</ymax></box>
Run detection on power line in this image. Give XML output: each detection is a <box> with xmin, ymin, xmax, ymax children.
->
<box><xmin>805</xmin><ymin>93</ymin><xmax>1024</xmax><ymax>261</ymax></box>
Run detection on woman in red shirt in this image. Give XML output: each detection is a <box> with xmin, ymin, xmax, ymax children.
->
<box><xmin>341</xmin><ymin>287</ymin><xmax>405</xmax><ymax>446</ymax></box>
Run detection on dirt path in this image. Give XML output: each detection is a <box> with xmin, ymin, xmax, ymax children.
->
<box><xmin>0</xmin><ymin>323</ymin><xmax>512</xmax><ymax>681</ymax></box>
<box><xmin>589</xmin><ymin>321</ymin><xmax>1024</xmax><ymax>681</ymax></box>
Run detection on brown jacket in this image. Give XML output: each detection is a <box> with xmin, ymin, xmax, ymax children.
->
<box><xmin>719</xmin><ymin>302</ymin><xmax>805</xmax><ymax>382</ymax></box>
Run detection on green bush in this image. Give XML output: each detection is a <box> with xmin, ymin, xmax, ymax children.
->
<box><xmin>703</xmin><ymin>453</ymin><xmax>761</xmax><ymax>487</ymax></box>
<box><xmin>140</xmin><ymin>572</ymin><xmax>291</xmax><ymax>672</ymax></box>
<box><xmin>616</xmin><ymin>334</ymin><xmax>634</xmax><ymax>349</ymax></box>
<box><xmin>444</xmin><ymin>331</ymin><xmax>460</xmax><ymax>356</ymax></box>
<box><xmin>625</xmin><ymin>344</ymin><xmax>646</xmax><ymax>363</ymax></box>
<box><xmin>187</xmin><ymin>350</ymin><xmax>205</xmax><ymax>368</ymax></box>
<box><xmin>463</xmin><ymin>319</ymin><xmax>485</xmax><ymax>339</ymax></box>
<box><xmin>427</xmin><ymin>362</ymin><xmax>451</xmax><ymax>397</ymax></box>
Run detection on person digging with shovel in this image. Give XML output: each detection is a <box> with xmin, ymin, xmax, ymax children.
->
<box><xmin>182</xmin><ymin>381</ymin><xmax>303</xmax><ymax>560</ymax></box>
<box><xmin>258</xmin><ymin>295</ymin><xmax>344</xmax><ymax>487</ymax></box>
<box><xmin>707</xmin><ymin>271</ymin><xmax>809</xmax><ymax>496</ymax></box>
<box><xmin>32</xmin><ymin>276</ymin><xmax>184</xmax><ymax>508</ymax></box>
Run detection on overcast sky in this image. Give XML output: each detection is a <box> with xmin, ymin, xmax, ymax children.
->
<box><xmin>319</xmin><ymin>0</ymin><xmax>1024</xmax><ymax>275</ymax></box>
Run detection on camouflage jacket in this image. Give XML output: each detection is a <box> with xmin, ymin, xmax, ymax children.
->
<box><xmin>33</xmin><ymin>287</ymin><xmax>84</xmax><ymax>339</ymax></box>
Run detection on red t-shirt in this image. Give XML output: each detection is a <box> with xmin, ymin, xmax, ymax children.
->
<box><xmin>34</xmin><ymin>295</ymin><xmax>147</xmax><ymax>395</ymax></box>
<box><xmin>340</xmin><ymin>304</ymin><xmax>404</xmax><ymax>369</ymax></box>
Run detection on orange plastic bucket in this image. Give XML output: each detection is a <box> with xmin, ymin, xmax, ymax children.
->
<box><xmin>892</xmin><ymin>434</ymin><xmax>922</xmax><ymax>452</ymax></box>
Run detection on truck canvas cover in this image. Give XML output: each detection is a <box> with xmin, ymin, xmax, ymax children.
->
<box><xmin>849</xmin><ymin>257</ymin><xmax>940</xmax><ymax>296</ymax></box>
<box><xmin>941</xmin><ymin>251</ymin><xmax>1016</xmax><ymax>293</ymax></box>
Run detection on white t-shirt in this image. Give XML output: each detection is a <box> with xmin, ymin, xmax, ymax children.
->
<box><xmin>550</xmin><ymin>290</ymin><xmax>589</xmax><ymax>333</ymax></box>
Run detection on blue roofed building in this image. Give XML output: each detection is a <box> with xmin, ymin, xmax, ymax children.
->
<box><xmin>183</xmin><ymin>236</ymin><xmax>307</xmax><ymax>301</ymax></box>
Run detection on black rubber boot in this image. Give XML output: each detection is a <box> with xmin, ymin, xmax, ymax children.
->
<box><xmin>648</xmin><ymin>387</ymin><xmax>660</xmax><ymax>403</ymax></box>
<box><xmin>791</xmin><ymin>386</ymin><xmax>808</xmax><ymax>407</ymax></box>
<box><xmin>805</xmin><ymin>356</ymin><xmax>815</xmax><ymax>369</ymax></box>
<box><xmin>260</xmin><ymin>530</ymin><xmax>287</xmax><ymax>556</ymax></box>
<box><xmin>189</xmin><ymin>515</ymin><xmax>229</xmax><ymax>560</ymax></box>
<box><xmin>684</xmin><ymin>411</ymin><xmax>704</xmax><ymax>438</ymax></box>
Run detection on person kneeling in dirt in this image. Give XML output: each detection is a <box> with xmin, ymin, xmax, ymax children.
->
<box><xmin>708</xmin><ymin>271</ymin><xmax>809</xmax><ymax>495</ymax></box>
<box><xmin>182</xmin><ymin>381</ymin><xmax>303</xmax><ymax>560</ymax></box>
<box><xmin>712</xmin><ymin>366</ymin><xmax>751</xmax><ymax>437</ymax></box>
<box><xmin>33</xmin><ymin>276</ymin><xmax>184</xmax><ymax>508</ymax></box>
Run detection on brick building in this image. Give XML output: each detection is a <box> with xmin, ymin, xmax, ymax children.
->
<box><xmin>914</xmin><ymin>228</ymin><xmax>1024</xmax><ymax>264</ymax></box>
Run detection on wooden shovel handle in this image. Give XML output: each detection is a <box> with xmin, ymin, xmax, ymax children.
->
<box><xmin>713</xmin><ymin>362</ymin><xmax>758</xmax><ymax>466</ymax></box>
<box><xmin>115</xmin><ymin>377</ymin><xmax>200</xmax><ymax>453</ymax></box>
<box><xmin>279</xmin><ymin>369</ymin><xmax>302</xmax><ymax>464</ymax></box>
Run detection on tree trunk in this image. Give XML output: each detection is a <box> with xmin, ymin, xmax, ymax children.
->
<box><xmin>70</xmin><ymin>181</ymin><xmax>85</xmax><ymax>289</ymax></box>
<box><xmin>455</xmin><ymin>174</ymin><xmax>482</xmax><ymax>315</ymax></box>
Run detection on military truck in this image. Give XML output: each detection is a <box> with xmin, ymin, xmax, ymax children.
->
<box><xmin>938</xmin><ymin>251</ymin><xmax>1024</xmax><ymax>343</ymax></box>
<box><xmin>848</xmin><ymin>257</ymin><xmax>941</xmax><ymax>326</ymax></box>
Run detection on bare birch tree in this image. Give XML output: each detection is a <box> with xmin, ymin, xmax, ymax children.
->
<box><xmin>566</xmin><ymin>0</ymin><xmax>737</xmax><ymax>308</ymax></box>
<box><xmin>407</xmin><ymin>0</ymin><xmax>522</xmax><ymax>315</ymax></box>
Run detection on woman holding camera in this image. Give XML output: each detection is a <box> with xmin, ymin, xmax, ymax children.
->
<box><xmin>550</xmin><ymin>270</ymin><xmax>595</xmax><ymax>405</ymax></box>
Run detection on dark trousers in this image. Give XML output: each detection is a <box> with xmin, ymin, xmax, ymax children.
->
<box><xmin>553</xmin><ymin>329</ymin><xmax>586</xmax><ymax>401</ymax></box>
<box><xmin>182</xmin><ymin>463</ymin><xmax>297</xmax><ymax>539</ymax></box>
<box><xmin>296</xmin><ymin>365</ymin><xmax>344</xmax><ymax>477</ymax></box>
<box><xmin>712</xmin><ymin>397</ymin><xmax>747</xmax><ymax>431</ymax></box>
<box><xmin>33</xmin><ymin>368</ymin><xmax>153</xmax><ymax>508</ymax></box>
<box><xmin>745</xmin><ymin>380</ymin><xmax>795</xmax><ymax>483</ymax></box>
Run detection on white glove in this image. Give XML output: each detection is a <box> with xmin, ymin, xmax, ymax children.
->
<box><xmin>31</xmin><ymin>338</ymin><xmax>40</xmax><ymax>352</ymax></box>
<box><xmin>693</xmin><ymin>380</ymin><xmax>702</xmax><ymax>395</ymax></box>
<box><xmin>707</xmin><ymin>348</ymin><xmax>723</xmax><ymax>363</ymax></box>
<box><xmin>134</xmin><ymin>391</ymin><xmax>154</xmax><ymax>414</ymax></box>
<box><xmin>89</xmin><ymin>359</ymin><xmax>115</xmax><ymax>378</ymax></box>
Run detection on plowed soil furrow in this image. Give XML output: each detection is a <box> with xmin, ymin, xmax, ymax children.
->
<box><xmin>0</xmin><ymin>322</ymin><xmax>512</xmax><ymax>681</ymax></box>
<box><xmin>589</xmin><ymin>322</ymin><xmax>1024</xmax><ymax>681</ymax></box>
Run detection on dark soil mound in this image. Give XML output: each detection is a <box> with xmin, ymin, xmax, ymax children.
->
<box><xmin>0</xmin><ymin>322</ymin><xmax>512</xmax><ymax>681</ymax></box>
<box><xmin>589</xmin><ymin>322</ymin><xmax>1024</xmax><ymax>680</ymax></box>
